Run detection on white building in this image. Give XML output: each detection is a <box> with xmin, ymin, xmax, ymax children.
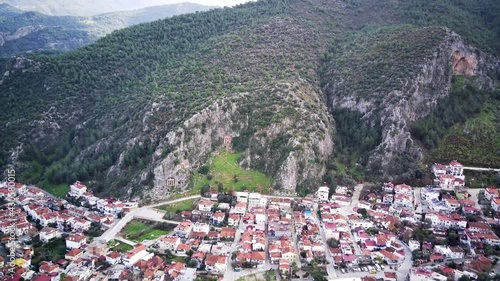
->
<box><xmin>192</xmin><ymin>222</ymin><xmax>210</xmax><ymax>234</ymax></box>
<box><xmin>248</xmin><ymin>193</ymin><xmax>262</xmax><ymax>208</ymax></box>
<box><xmin>198</xmin><ymin>199</ymin><xmax>214</xmax><ymax>212</ymax></box>
<box><xmin>420</xmin><ymin>188</ymin><xmax>440</xmax><ymax>201</ymax></box>
<box><xmin>123</xmin><ymin>244</ymin><xmax>153</xmax><ymax>267</ymax></box>
<box><xmin>234</xmin><ymin>191</ymin><xmax>249</xmax><ymax>203</ymax></box>
<box><xmin>408</xmin><ymin>240</ymin><xmax>420</xmax><ymax>251</ymax></box>
<box><xmin>492</xmin><ymin>198</ymin><xmax>500</xmax><ymax>212</ymax></box>
<box><xmin>410</xmin><ymin>268</ymin><xmax>447</xmax><ymax>281</ymax></box>
<box><xmin>448</xmin><ymin>160</ymin><xmax>464</xmax><ymax>177</ymax></box>
<box><xmin>316</xmin><ymin>186</ymin><xmax>330</xmax><ymax>202</ymax></box>
<box><xmin>39</xmin><ymin>227</ymin><xmax>60</xmax><ymax>243</ymax></box>
<box><xmin>157</xmin><ymin>236</ymin><xmax>181</xmax><ymax>252</ymax></box>
<box><xmin>66</xmin><ymin>233</ymin><xmax>87</xmax><ymax>249</ymax></box>
<box><xmin>439</xmin><ymin>174</ymin><xmax>455</xmax><ymax>190</ymax></box>
<box><xmin>70</xmin><ymin>181</ymin><xmax>87</xmax><ymax>197</ymax></box>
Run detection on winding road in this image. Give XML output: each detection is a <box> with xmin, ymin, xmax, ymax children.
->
<box><xmin>99</xmin><ymin>195</ymin><xmax>201</xmax><ymax>242</ymax></box>
<box><xmin>99</xmin><ymin>193</ymin><xmax>299</xmax><ymax>242</ymax></box>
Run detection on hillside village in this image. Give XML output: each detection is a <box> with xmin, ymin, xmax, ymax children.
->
<box><xmin>0</xmin><ymin>160</ymin><xmax>499</xmax><ymax>281</ymax></box>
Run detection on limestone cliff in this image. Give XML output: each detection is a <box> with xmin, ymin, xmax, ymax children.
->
<box><xmin>323</xmin><ymin>28</ymin><xmax>499</xmax><ymax>178</ymax></box>
<box><xmin>140</xmin><ymin>81</ymin><xmax>334</xmax><ymax>202</ymax></box>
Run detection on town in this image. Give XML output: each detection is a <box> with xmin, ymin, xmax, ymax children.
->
<box><xmin>0</xmin><ymin>160</ymin><xmax>499</xmax><ymax>281</ymax></box>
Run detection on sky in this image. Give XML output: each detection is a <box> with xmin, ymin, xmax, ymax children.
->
<box><xmin>0</xmin><ymin>0</ymin><xmax>256</xmax><ymax>17</ymax></box>
<box><xmin>163</xmin><ymin>0</ymin><xmax>253</xmax><ymax>6</ymax></box>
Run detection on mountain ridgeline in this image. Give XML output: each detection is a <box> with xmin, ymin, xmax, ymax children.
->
<box><xmin>0</xmin><ymin>0</ymin><xmax>499</xmax><ymax>201</ymax></box>
<box><xmin>0</xmin><ymin>3</ymin><xmax>214</xmax><ymax>57</ymax></box>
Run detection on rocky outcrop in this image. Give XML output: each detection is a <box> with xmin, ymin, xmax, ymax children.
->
<box><xmin>452</xmin><ymin>50</ymin><xmax>477</xmax><ymax>76</ymax></box>
<box><xmin>139</xmin><ymin>81</ymin><xmax>334</xmax><ymax>202</ymax></box>
<box><xmin>324</xmin><ymin>29</ymin><xmax>499</xmax><ymax>177</ymax></box>
<box><xmin>0</xmin><ymin>26</ymin><xmax>43</xmax><ymax>47</ymax></box>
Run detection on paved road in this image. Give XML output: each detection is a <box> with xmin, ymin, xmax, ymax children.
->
<box><xmin>114</xmin><ymin>237</ymin><xmax>137</xmax><ymax>246</ymax></box>
<box><xmin>463</xmin><ymin>166</ymin><xmax>500</xmax><ymax>172</ymax></box>
<box><xmin>222</xmin><ymin>220</ymin><xmax>279</xmax><ymax>281</ymax></box>
<box><xmin>314</xmin><ymin>202</ymin><xmax>337</xmax><ymax>279</ymax></box>
<box><xmin>291</xmin><ymin>216</ymin><xmax>302</xmax><ymax>269</ymax></box>
<box><xmin>222</xmin><ymin>219</ymin><xmax>245</xmax><ymax>281</ymax></box>
<box><xmin>99</xmin><ymin>195</ymin><xmax>200</xmax><ymax>241</ymax></box>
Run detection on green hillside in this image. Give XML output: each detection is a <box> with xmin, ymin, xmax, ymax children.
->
<box><xmin>0</xmin><ymin>3</ymin><xmax>213</xmax><ymax>57</ymax></box>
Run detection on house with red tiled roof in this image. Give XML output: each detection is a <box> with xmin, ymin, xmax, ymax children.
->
<box><xmin>65</xmin><ymin>233</ymin><xmax>86</xmax><ymax>249</ymax></box>
<box><xmin>449</xmin><ymin>160</ymin><xmax>464</xmax><ymax>176</ymax></box>
<box><xmin>106</xmin><ymin>251</ymin><xmax>121</xmax><ymax>265</ymax></box>
<box><xmin>374</xmin><ymin>249</ymin><xmax>401</xmax><ymax>264</ymax></box>
<box><xmin>492</xmin><ymin>197</ymin><xmax>500</xmax><ymax>212</ymax></box>
<box><xmin>192</xmin><ymin>251</ymin><xmax>206</xmax><ymax>263</ymax></box>
<box><xmin>176</xmin><ymin>243</ymin><xmax>192</xmax><ymax>256</ymax></box>
<box><xmin>251</xmin><ymin>251</ymin><xmax>266</xmax><ymax>268</ymax></box>
<box><xmin>228</xmin><ymin>213</ymin><xmax>241</xmax><ymax>226</ymax></box>
<box><xmin>485</xmin><ymin>187</ymin><xmax>499</xmax><ymax>201</ymax></box>
<box><xmin>204</xmin><ymin>254</ymin><xmax>227</xmax><ymax>274</ymax></box>
<box><xmin>237</xmin><ymin>252</ymin><xmax>251</xmax><ymax>263</ymax></box>
<box><xmin>38</xmin><ymin>262</ymin><xmax>59</xmax><ymax>274</ymax></box>
<box><xmin>468</xmin><ymin>222</ymin><xmax>492</xmax><ymax>234</ymax></box>
<box><xmin>439</xmin><ymin>174</ymin><xmax>456</xmax><ymax>190</ymax></box>
<box><xmin>70</xmin><ymin>181</ymin><xmax>87</xmax><ymax>197</ymax></box>
<box><xmin>158</xmin><ymin>236</ymin><xmax>181</xmax><ymax>251</ymax></box>
<box><xmin>65</xmin><ymin>248</ymin><xmax>83</xmax><ymax>261</ymax></box>
<box><xmin>198</xmin><ymin>199</ymin><xmax>214</xmax><ymax>212</ymax></box>
<box><xmin>279</xmin><ymin>259</ymin><xmax>291</xmax><ymax>276</ymax></box>
<box><xmin>39</xmin><ymin>227</ymin><xmax>60</xmax><ymax>243</ymax></box>
<box><xmin>384</xmin><ymin>271</ymin><xmax>397</xmax><ymax>281</ymax></box>
<box><xmin>231</xmin><ymin>201</ymin><xmax>247</xmax><ymax>215</ymax></box>
<box><xmin>165</xmin><ymin>262</ymin><xmax>185</xmax><ymax>280</ymax></box>
<box><xmin>211</xmin><ymin>211</ymin><xmax>226</xmax><ymax>225</ymax></box>
<box><xmin>123</xmin><ymin>243</ymin><xmax>153</xmax><ymax>266</ymax></box>
<box><xmin>430</xmin><ymin>253</ymin><xmax>445</xmax><ymax>262</ymax></box>
<box><xmin>220</xmin><ymin>227</ymin><xmax>236</xmax><ymax>240</ymax></box>
<box><xmin>174</xmin><ymin>220</ymin><xmax>193</xmax><ymax>238</ymax></box>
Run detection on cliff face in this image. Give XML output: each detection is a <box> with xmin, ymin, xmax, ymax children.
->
<box><xmin>141</xmin><ymin>81</ymin><xmax>334</xmax><ymax>202</ymax></box>
<box><xmin>323</xmin><ymin>28</ymin><xmax>499</xmax><ymax>178</ymax></box>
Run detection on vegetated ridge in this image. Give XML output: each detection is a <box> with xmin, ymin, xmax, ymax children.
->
<box><xmin>0</xmin><ymin>2</ymin><xmax>214</xmax><ymax>57</ymax></box>
<box><xmin>0</xmin><ymin>0</ymin><xmax>499</xmax><ymax>202</ymax></box>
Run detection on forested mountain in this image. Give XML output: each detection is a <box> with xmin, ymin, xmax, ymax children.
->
<box><xmin>0</xmin><ymin>0</ymin><xmax>499</xmax><ymax>201</ymax></box>
<box><xmin>0</xmin><ymin>3</ymin><xmax>214</xmax><ymax>57</ymax></box>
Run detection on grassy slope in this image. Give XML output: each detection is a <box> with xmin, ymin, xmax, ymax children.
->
<box><xmin>156</xmin><ymin>198</ymin><xmax>197</xmax><ymax>213</ymax></box>
<box><xmin>192</xmin><ymin>150</ymin><xmax>272</xmax><ymax>194</ymax></box>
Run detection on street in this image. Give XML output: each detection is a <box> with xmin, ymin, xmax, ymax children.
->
<box><xmin>314</xmin><ymin>202</ymin><xmax>337</xmax><ymax>279</ymax></box>
<box><xmin>99</xmin><ymin>195</ymin><xmax>200</xmax><ymax>241</ymax></box>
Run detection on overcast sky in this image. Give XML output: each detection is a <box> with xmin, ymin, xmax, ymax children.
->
<box><xmin>0</xmin><ymin>0</ymin><xmax>256</xmax><ymax>16</ymax></box>
<box><xmin>181</xmin><ymin>0</ymin><xmax>253</xmax><ymax>6</ymax></box>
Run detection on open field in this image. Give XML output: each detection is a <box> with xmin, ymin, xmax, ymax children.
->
<box><xmin>40</xmin><ymin>180</ymin><xmax>69</xmax><ymax>198</ymax></box>
<box><xmin>192</xmin><ymin>150</ymin><xmax>272</xmax><ymax>194</ymax></box>
<box><xmin>156</xmin><ymin>198</ymin><xmax>197</xmax><ymax>213</ymax></box>
<box><xmin>121</xmin><ymin>219</ymin><xmax>176</xmax><ymax>242</ymax></box>
<box><xmin>108</xmin><ymin>239</ymin><xmax>133</xmax><ymax>252</ymax></box>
